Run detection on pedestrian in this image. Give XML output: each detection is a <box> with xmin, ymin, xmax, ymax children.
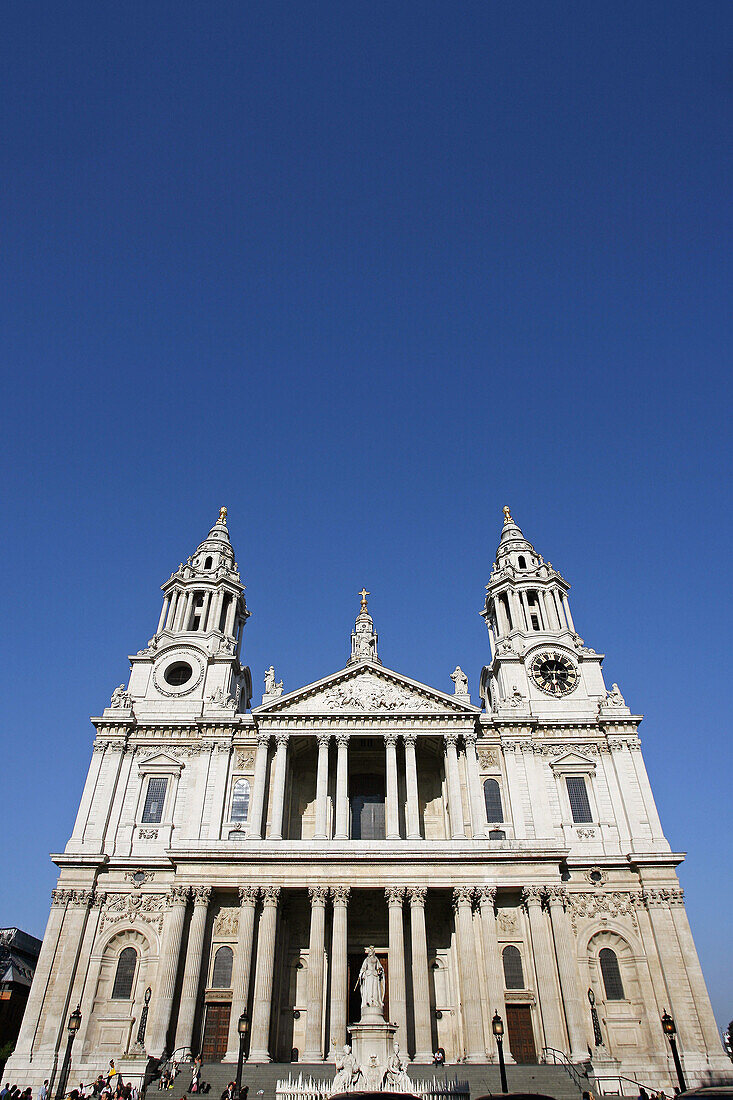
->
<box><xmin>38</xmin><ymin>1081</ymin><xmax>49</xmax><ymax>1100</ymax></box>
<box><xmin>189</xmin><ymin>1065</ymin><xmax>200</xmax><ymax>1095</ymax></box>
<box><xmin>1</xmin><ymin>1085</ymin><xmax>10</xmax><ymax>1100</ymax></box>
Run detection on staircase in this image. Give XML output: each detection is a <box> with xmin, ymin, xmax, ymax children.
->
<box><xmin>148</xmin><ymin>1061</ymin><xmax>584</xmax><ymax>1100</ymax></box>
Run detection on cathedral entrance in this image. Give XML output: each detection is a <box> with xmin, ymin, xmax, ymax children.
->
<box><xmin>347</xmin><ymin>952</ymin><xmax>389</xmax><ymax>1023</ymax></box>
<box><xmin>201</xmin><ymin>1002</ymin><xmax>231</xmax><ymax>1061</ymax></box>
<box><xmin>349</xmin><ymin>775</ymin><xmax>385</xmax><ymax>839</ymax></box>
<box><xmin>505</xmin><ymin>1004</ymin><xmax>537</xmax><ymax>1063</ymax></box>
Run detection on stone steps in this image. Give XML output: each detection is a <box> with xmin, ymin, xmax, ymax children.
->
<box><xmin>149</xmin><ymin>1061</ymin><xmax>584</xmax><ymax>1100</ymax></box>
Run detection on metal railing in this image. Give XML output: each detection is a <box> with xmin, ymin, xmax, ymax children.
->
<box><xmin>541</xmin><ymin>1047</ymin><xmax>590</xmax><ymax>1092</ymax></box>
<box><xmin>591</xmin><ymin>1074</ymin><xmax>663</xmax><ymax>1097</ymax></box>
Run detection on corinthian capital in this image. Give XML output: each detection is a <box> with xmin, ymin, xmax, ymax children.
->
<box><xmin>308</xmin><ymin>885</ymin><xmax>329</xmax><ymax>906</ymax></box>
<box><xmin>408</xmin><ymin>886</ymin><xmax>427</xmax><ymax>907</ymax></box>
<box><xmin>476</xmin><ymin>886</ymin><xmax>497</xmax><ymax>910</ymax></box>
<box><xmin>385</xmin><ymin>886</ymin><xmax>405</xmax><ymax>907</ymax></box>
<box><xmin>331</xmin><ymin>886</ymin><xmax>351</xmax><ymax>906</ymax></box>
<box><xmin>522</xmin><ymin>886</ymin><xmax>544</xmax><ymax>908</ymax></box>
<box><xmin>192</xmin><ymin>886</ymin><xmax>213</xmax><ymax>906</ymax></box>
<box><xmin>384</xmin><ymin>733</ymin><xmax>399</xmax><ymax>747</ymax></box>
<box><xmin>239</xmin><ymin>886</ymin><xmax>260</xmax><ymax>906</ymax></box>
<box><xmin>261</xmin><ymin>886</ymin><xmax>281</xmax><ymax>906</ymax></box>
<box><xmin>545</xmin><ymin>886</ymin><xmax>568</xmax><ymax>908</ymax></box>
<box><xmin>169</xmin><ymin>885</ymin><xmax>191</xmax><ymax>905</ymax></box>
<box><xmin>452</xmin><ymin>886</ymin><xmax>475</xmax><ymax>909</ymax></box>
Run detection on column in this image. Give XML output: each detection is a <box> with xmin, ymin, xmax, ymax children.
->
<box><xmin>476</xmin><ymin>887</ymin><xmax>511</xmax><ymax>1062</ymax></box>
<box><xmin>453</xmin><ymin>887</ymin><xmax>486</xmax><ymax>1062</ymax></box>
<box><xmin>386</xmin><ymin>888</ymin><xmax>408</xmax><ymax>1045</ymax></box>
<box><xmin>304</xmin><ymin>887</ymin><xmax>329</xmax><ymax>1060</ymax></box>
<box><xmin>328</xmin><ymin>887</ymin><xmax>350</xmax><ymax>1059</ymax></box>
<box><xmin>248</xmin><ymin>886</ymin><xmax>281</xmax><ymax>1062</ymax></box>
<box><xmin>444</xmin><ymin>734</ymin><xmax>465</xmax><ymax>839</ymax></box>
<box><xmin>225</xmin><ymin>594</ymin><xmax>237</xmax><ymax>635</ymax></box>
<box><xmin>510</xmin><ymin>591</ymin><xmax>525</xmax><ymax>630</ymax></box>
<box><xmin>385</xmin><ymin>734</ymin><xmax>400</xmax><ymax>840</ymax></box>
<box><xmin>464</xmin><ymin>734</ymin><xmax>487</xmax><ymax>839</ymax></box>
<box><xmin>314</xmin><ymin>734</ymin><xmax>331</xmax><ymax>840</ymax></box>
<box><xmin>334</xmin><ymin>734</ymin><xmax>349</xmax><ymax>840</ymax></box>
<box><xmin>164</xmin><ymin>592</ymin><xmax>178</xmax><ymax>631</ymax></box>
<box><xmin>545</xmin><ymin>888</ymin><xmax>589</xmax><ymax>1061</ymax></box>
<box><xmin>147</xmin><ymin>886</ymin><xmax>190</xmax><ymax>1057</ymax></box>
<box><xmin>561</xmin><ymin>595</ymin><xmax>575</xmax><ymax>632</ymax></box>
<box><xmin>669</xmin><ymin>891</ymin><xmax>728</xmax><ymax>1058</ymax></box>
<box><xmin>199</xmin><ymin>591</ymin><xmax>212</xmax><ymax>631</ymax></box>
<box><xmin>644</xmin><ymin>889</ymin><xmax>704</xmax><ymax>1055</ymax></box>
<box><xmin>522</xmin><ymin>887</ymin><xmax>566</xmax><ymax>1052</ymax></box>
<box><xmin>248</xmin><ymin>733</ymin><xmax>270</xmax><ymax>839</ymax></box>
<box><xmin>404</xmin><ymin>735</ymin><xmax>421</xmax><ymax>840</ymax></box>
<box><xmin>157</xmin><ymin>596</ymin><xmax>170</xmax><ymax>633</ymax></box>
<box><xmin>269</xmin><ymin>734</ymin><xmax>289</xmax><ymax>839</ymax></box>
<box><xmin>209</xmin><ymin>590</ymin><xmax>223</xmax><ymax>633</ymax></box>
<box><xmin>224</xmin><ymin>887</ymin><xmax>260</xmax><ymax>1061</ymax></box>
<box><xmin>39</xmin><ymin>891</ymin><xmax>93</xmax><ymax>1059</ymax></box>
<box><xmin>174</xmin><ymin>887</ymin><xmax>212</xmax><ymax>1053</ymax></box>
<box><xmin>408</xmin><ymin>888</ymin><xmax>433</xmax><ymax>1063</ymax></box>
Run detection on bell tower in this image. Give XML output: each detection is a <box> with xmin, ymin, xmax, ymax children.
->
<box><xmin>110</xmin><ymin>508</ymin><xmax>253</xmax><ymax>718</ymax></box>
<box><xmin>480</xmin><ymin>508</ymin><xmax>613</xmax><ymax>718</ymax></box>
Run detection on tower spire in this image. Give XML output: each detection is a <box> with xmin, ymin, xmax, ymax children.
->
<box><xmin>347</xmin><ymin>588</ymin><xmax>381</xmax><ymax>666</ymax></box>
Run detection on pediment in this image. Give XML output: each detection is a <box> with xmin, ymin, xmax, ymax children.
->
<box><xmin>254</xmin><ymin>663</ymin><xmax>479</xmax><ymax>716</ymax></box>
<box><xmin>549</xmin><ymin>750</ymin><xmax>597</xmax><ymax>770</ymax></box>
<box><xmin>137</xmin><ymin>752</ymin><xmax>184</xmax><ymax>772</ymax></box>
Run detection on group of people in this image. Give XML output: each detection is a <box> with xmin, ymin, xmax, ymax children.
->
<box><xmin>0</xmin><ymin>1059</ymin><xmax>139</xmax><ymax>1100</ymax></box>
<box><xmin>1</xmin><ymin>1085</ymin><xmax>33</xmax><ymax>1100</ymax></box>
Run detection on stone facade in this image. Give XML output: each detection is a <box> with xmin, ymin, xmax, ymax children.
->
<box><xmin>7</xmin><ymin>508</ymin><xmax>729</xmax><ymax>1091</ymax></box>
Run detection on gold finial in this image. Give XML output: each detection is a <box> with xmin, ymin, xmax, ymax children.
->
<box><xmin>503</xmin><ymin>506</ymin><xmax>512</xmax><ymax>524</ymax></box>
<box><xmin>218</xmin><ymin>506</ymin><xmax>228</xmax><ymax>525</ymax></box>
<box><xmin>359</xmin><ymin>587</ymin><xmax>370</xmax><ymax>611</ymax></box>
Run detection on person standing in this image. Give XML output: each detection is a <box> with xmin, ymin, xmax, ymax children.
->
<box><xmin>39</xmin><ymin>1081</ymin><xmax>49</xmax><ymax>1100</ymax></box>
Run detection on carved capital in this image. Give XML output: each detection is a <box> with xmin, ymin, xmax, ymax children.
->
<box><xmin>444</xmin><ymin>732</ymin><xmax>459</xmax><ymax>749</ymax></box>
<box><xmin>464</xmin><ymin>732</ymin><xmax>477</xmax><ymax>748</ymax></box>
<box><xmin>545</xmin><ymin>886</ymin><xmax>568</xmax><ymax>908</ymax></box>
<box><xmin>51</xmin><ymin>888</ymin><xmax>68</xmax><ymax>907</ymax></box>
<box><xmin>408</xmin><ymin>886</ymin><xmax>427</xmax><ymax>907</ymax></box>
<box><xmin>257</xmin><ymin>731</ymin><xmax>271</xmax><ymax>747</ymax></box>
<box><xmin>215</xmin><ymin>741</ymin><xmax>231</xmax><ymax>754</ymax></box>
<box><xmin>331</xmin><ymin>886</ymin><xmax>351</xmax><ymax>906</ymax></box>
<box><xmin>192</xmin><ymin>886</ymin><xmax>213</xmax><ymax>906</ymax></box>
<box><xmin>476</xmin><ymin>886</ymin><xmax>497</xmax><ymax>910</ymax></box>
<box><xmin>385</xmin><ymin>886</ymin><xmax>405</xmax><ymax>907</ymax></box>
<box><xmin>384</xmin><ymin>733</ymin><xmax>399</xmax><ymax>748</ymax></box>
<box><xmin>522</xmin><ymin>886</ymin><xmax>544</xmax><ymax>908</ymax></box>
<box><xmin>169</xmin><ymin>885</ymin><xmax>190</xmax><ymax>905</ymax></box>
<box><xmin>275</xmin><ymin>733</ymin><xmax>289</xmax><ymax>749</ymax></box>
<box><xmin>317</xmin><ymin>733</ymin><xmax>331</xmax><ymax>749</ymax></box>
<box><xmin>452</xmin><ymin>886</ymin><xmax>475</xmax><ymax>909</ymax></box>
<box><xmin>335</xmin><ymin>733</ymin><xmax>350</xmax><ymax>749</ymax></box>
<box><xmin>308</xmin><ymin>885</ymin><xmax>329</xmax><ymax>906</ymax></box>
<box><xmin>239</xmin><ymin>886</ymin><xmax>260</xmax><ymax>906</ymax></box>
<box><xmin>261</xmin><ymin>886</ymin><xmax>281</xmax><ymax>906</ymax></box>
<box><xmin>403</xmin><ymin>733</ymin><xmax>416</xmax><ymax>749</ymax></box>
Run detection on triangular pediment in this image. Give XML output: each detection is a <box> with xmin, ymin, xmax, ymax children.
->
<box><xmin>549</xmin><ymin>750</ymin><xmax>597</xmax><ymax>769</ymax></box>
<box><xmin>137</xmin><ymin>752</ymin><xmax>184</xmax><ymax>770</ymax></box>
<box><xmin>254</xmin><ymin>662</ymin><xmax>479</xmax><ymax>716</ymax></box>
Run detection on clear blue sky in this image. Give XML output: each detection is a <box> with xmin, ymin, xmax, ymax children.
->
<box><xmin>2</xmin><ymin>1</ymin><xmax>731</xmax><ymax>1029</ymax></box>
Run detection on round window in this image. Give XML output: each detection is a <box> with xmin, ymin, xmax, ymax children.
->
<box><xmin>164</xmin><ymin>661</ymin><xmax>193</xmax><ymax>687</ymax></box>
<box><xmin>589</xmin><ymin>870</ymin><xmax>603</xmax><ymax>884</ymax></box>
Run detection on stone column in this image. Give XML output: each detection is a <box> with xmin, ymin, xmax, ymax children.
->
<box><xmin>545</xmin><ymin>888</ymin><xmax>589</xmax><ymax>1061</ymax></box>
<box><xmin>304</xmin><ymin>887</ymin><xmax>329</xmax><ymax>1061</ymax></box>
<box><xmin>224</xmin><ymin>887</ymin><xmax>260</xmax><ymax>1061</ymax></box>
<box><xmin>668</xmin><ymin>889</ymin><xmax>726</xmax><ymax>1057</ymax></box>
<box><xmin>248</xmin><ymin>886</ymin><xmax>281</xmax><ymax>1062</ymax></box>
<box><xmin>157</xmin><ymin>596</ymin><xmax>170</xmax><ymax>633</ymax></box>
<box><xmin>328</xmin><ymin>887</ymin><xmax>350</xmax><ymax>1059</ymax></box>
<box><xmin>561</xmin><ymin>595</ymin><xmax>575</xmax><ymax>632</ymax></box>
<box><xmin>147</xmin><ymin>886</ymin><xmax>190</xmax><ymax>1058</ymax></box>
<box><xmin>11</xmin><ymin>890</ymin><xmax>69</xmax><ymax>1062</ymax></box>
<box><xmin>408</xmin><ymin>887</ymin><xmax>433</xmax><ymax>1063</ymax></box>
<box><xmin>385</xmin><ymin>734</ymin><xmax>401</xmax><ymax>840</ymax></box>
<box><xmin>644</xmin><ymin>889</ymin><xmax>704</xmax><ymax>1055</ymax></box>
<box><xmin>314</xmin><ymin>734</ymin><xmax>331</xmax><ymax>840</ymax></box>
<box><xmin>444</xmin><ymin>734</ymin><xmax>465</xmax><ymax>839</ymax></box>
<box><xmin>453</xmin><ymin>887</ymin><xmax>486</xmax><ymax>1061</ymax></box>
<box><xmin>522</xmin><ymin>887</ymin><xmax>566</xmax><ymax>1052</ymax></box>
<box><xmin>386</xmin><ymin>887</ymin><xmax>408</xmax><ymax>1046</ymax></box>
<box><xmin>476</xmin><ymin>887</ymin><xmax>510</xmax><ymax>1062</ymax></box>
<box><xmin>269</xmin><ymin>734</ymin><xmax>289</xmax><ymax>840</ymax></box>
<box><xmin>464</xmin><ymin>734</ymin><xmax>487</xmax><ymax>839</ymax></box>
<box><xmin>39</xmin><ymin>890</ymin><xmax>94</xmax><ymax>1063</ymax></box>
<box><xmin>175</xmin><ymin>886</ymin><xmax>212</xmax><ymax>1054</ymax></box>
<box><xmin>248</xmin><ymin>733</ymin><xmax>270</xmax><ymax>839</ymax></box>
<box><xmin>404</xmin><ymin>735</ymin><xmax>421</xmax><ymax>840</ymax></box>
<box><xmin>334</xmin><ymin>735</ymin><xmax>350</xmax><ymax>840</ymax></box>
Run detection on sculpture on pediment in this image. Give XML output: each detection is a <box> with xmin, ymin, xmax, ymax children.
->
<box><xmin>206</xmin><ymin>686</ymin><xmax>236</xmax><ymax>708</ymax></box>
<box><xmin>450</xmin><ymin>665</ymin><xmax>469</xmax><ymax>695</ymax></box>
<box><xmin>331</xmin><ymin>1046</ymin><xmax>364</xmax><ymax>1094</ymax></box>
<box><xmin>110</xmin><ymin>684</ymin><xmax>133</xmax><ymax>709</ymax></box>
<box><xmin>604</xmin><ymin>683</ymin><xmax>626</xmax><ymax>708</ymax></box>
<box><xmin>264</xmin><ymin>666</ymin><xmax>284</xmax><ymax>696</ymax></box>
<box><xmin>383</xmin><ymin>1043</ymin><xmax>411</xmax><ymax>1092</ymax></box>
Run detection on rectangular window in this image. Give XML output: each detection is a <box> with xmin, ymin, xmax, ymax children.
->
<box><xmin>566</xmin><ymin>776</ymin><xmax>593</xmax><ymax>823</ymax></box>
<box><xmin>530</xmin><ymin>615</ymin><xmax>540</xmax><ymax>630</ymax></box>
<box><xmin>142</xmin><ymin>777</ymin><xmax>168</xmax><ymax>823</ymax></box>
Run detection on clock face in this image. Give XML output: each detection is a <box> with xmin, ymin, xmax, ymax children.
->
<box><xmin>530</xmin><ymin>651</ymin><xmax>578</xmax><ymax>696</ymax></box>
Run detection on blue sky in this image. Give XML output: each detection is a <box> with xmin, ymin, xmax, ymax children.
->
<box><xmin>2</xmin><ymin>2</ymin><xmax>731</xmax><ymax>1029</ymax></box>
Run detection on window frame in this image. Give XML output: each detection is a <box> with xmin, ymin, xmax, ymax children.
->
<box><xmin>135</xmin><ymin>756</ymin><xmax>183</xmax><ymax>832</ymax></box>
<box><xmin>565</xmin><ymin>775</ymin><xmax>593</xmax><ymax>824</ymax></box>
<box><xmin>111</xmin><ymin>946</ymin><xmax>138</xmax><ymax>1000</ymax></box>
<box><xmin>211</xmin><ymin>945</ymin><xmax>234</xmax><ymax>989</ymax></box>
<box><xmin>502</xmin><ymin>944</ymin><xmax>525</xmax><ymax>990</ymax></box>
<box><xmin>550</xmin><ymin>756</ymin><xmax>599</xmax><ymax>828</ymax></box>
<box><xmin>483</xmin><ymin>777</ymin><xmax>504</xmax><ymax>823</ymax></box>
<box><xmin>599</xmin><ymin>947</ymin><xmax>626</xmax><ymax>1001</ymax></box>
<box><xmin>230</xmin><ymin>776</ymin><xmax>251</xmax><ymax>823</ymax></box>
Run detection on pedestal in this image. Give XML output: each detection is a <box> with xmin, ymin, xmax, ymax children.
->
<box><xmin>348</xmin><ymin>1015</ymin><xmax>398</xmax><ymax>1092</ymax></box>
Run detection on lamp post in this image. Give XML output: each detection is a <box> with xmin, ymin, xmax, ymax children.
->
<box><xmin>662</xmin><ymin>1011</ymin><xmax>687</xmax><ymax>1093</ymax></box>
<box><xmin>492</xmin><ymin>1012</ymin><xmax>508</xmax><ymax>1093</ymax></box>
<box><xmin>235</xmin><ymin>1010</ymin><xmax>249</xmax><ymax>1097</ymax></box>
<box><xmin>55</xmin><ymin>1005</ymin><xmax>82</xmax><ymax>1100</ymax></box>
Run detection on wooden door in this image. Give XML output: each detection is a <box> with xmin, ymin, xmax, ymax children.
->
<box><xmin>201</xmin><ymin>1002</ymin><xmax>231</xmax><ymax>1062</ymax></box>
<box><xmin>506</xmin><ymin>1004</ymin><xmax>537</xmax><ymax>1064</ymax></box>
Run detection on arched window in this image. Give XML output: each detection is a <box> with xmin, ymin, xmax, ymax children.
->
<box><xmin>212</xmin><ymin>946</ymin><xmax>233</xmax><ymax>988</ymax></box>
<box><xmin>502</xmin><ymin>945</ymin><xmax>524</xmax><ymax>990</ymax></box>
<box><xmin>111</xmin><ymin>947</ymin><xmax>137</xmax><ymax>1000</ymax></box>
<box><xmin>204</xmin><ymin>556</ymin><xmax>213</xmax><ymax>569</ymax></box>
<box><xmin>599</xmin><ymin>948</ymin><xmax>625</xmax><ymax>1001</ymax></box>
<box><xmin>230</xmin><ymin>778</ymin><xmax>250</xmax><ymax>822</ymax></box>
<box><xmin>483</xmin><ymin>778</ymin><xmax>503</xmax><ymax>822</ymax></box>
<box><xmin>518</xmin><ymin>556</ymin><xmax>527</xmax><ymax>569</ymax></box>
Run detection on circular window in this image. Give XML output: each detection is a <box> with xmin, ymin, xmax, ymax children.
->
<box><xmin>164</xmin><ymin>661</ymin><xmax>193</xmax><ymax>687</ymax></box>
<box><xmin>133</xmin><ymin>871</ymin><xmax>146</xmax><ymax>886</ymax></box>
<box><xmin>589</xmin><ymin>869</ymin><xmax>603</xmax><ymax>884</ymax></box>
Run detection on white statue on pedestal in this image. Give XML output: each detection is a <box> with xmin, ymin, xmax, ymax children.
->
<box><xmin>383</xmin><ymin>1042</ymin><xmax>411</xmax><ymax>1091</ymax></box>
<box><xmin>331</xmin><ymin>1045</ymin><xmax>364</xmax><ymax>1094</ymax></box>
<box><xmin>356</xmin><ymin>946</ymin><xmax>385</xmax><ymax>1016</ymax></box>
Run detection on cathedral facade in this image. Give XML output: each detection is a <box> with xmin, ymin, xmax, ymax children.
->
<box><xmin>8</xmin><ymin>509</ymin><xmax>727</xmax><ymax>1090</ymax></box>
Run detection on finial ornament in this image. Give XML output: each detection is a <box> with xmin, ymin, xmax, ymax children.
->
<box><xmin>503</xmin><ymin>505</ymin><xmax>512</xmax><ymax>524</ymax></box>
<box><xmin>218</xmin><ymin>506</ymin><xmax>228</xmax><ymax>524</ymax></box>
<box><xmin>359</xmin><ymin>587</ymin><xmax>370</xmax><ymax>611</ymax></box>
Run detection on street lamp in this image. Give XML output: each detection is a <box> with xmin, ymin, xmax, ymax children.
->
<box><xmin>55</xmin><ymin>1005</ymin><xmax>82</xmax><ymax>1100</ymax></box>
<box><xmin>661</xmin><ymin>1011</ymin><xmax>687</xmax><ymax>1093</ymax></box>
<box><xmin>235</xmin><ymin>1010</ymin><xmax>249</xmax><ymax>1096</ymax></box>
<box><xmin>492</xmin><ymin>1012</ymin><xmax>508</xmax><ymax>1093</ymax></box>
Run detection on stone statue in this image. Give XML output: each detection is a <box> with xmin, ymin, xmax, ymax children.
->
<box><xmin>605</xmin><ymin>683</ymin><xmax>626</xmax><ymax>707</ymax></box>
<box><xmin>110</xmin><ymin>684</ymin><xmax>132</xmax><ymax>709</ymax></box>
<box><xmin>331</xmin><ymin>1045</ymin><xmax>363</xmax><ymax>1094</ymax></box>
<box><xmin>382</xmin><ymin>1042</ymin><xmax>411</xmax><ymax>1091</ymax></box>
<box><xmin>264</xmin><ymin>666</ymin><xmax>283</xmax><ymax>696</ymax></box>
<box><xmin>355</xmin><ymin>946</ymin><xmax>385</xmax><ymax>1015</ymax></box>
<box><xmin>450</xmin><ymin>665</ymin><xmax>469</xmax><ymax>695</ymax></box>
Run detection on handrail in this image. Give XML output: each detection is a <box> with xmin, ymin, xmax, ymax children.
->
<box><xmin>591</xmin><ymin>1073</ymin><xmax>664</xmax><ymax>1097</ymax></box>
<box><xmin>541</xmin><ymin>1047</ymin><xmax>589</xmax><ymax>1091</ymax></box>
